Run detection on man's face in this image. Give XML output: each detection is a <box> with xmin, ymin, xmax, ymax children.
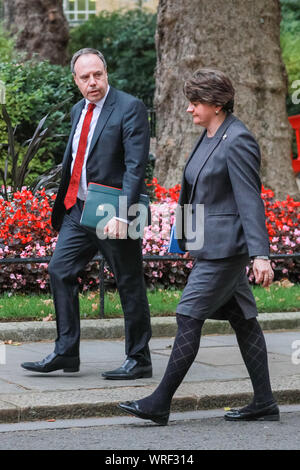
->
<box><xmin>73</xmin><ymin>54</ymin><xmax>109</xmax><ymax>103</ymax></box>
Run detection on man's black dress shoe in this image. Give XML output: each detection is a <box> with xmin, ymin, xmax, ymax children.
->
<box><xmin>102</xmin><ymin>358</ymin><xmax>152</xmax><ymax>380</ymax></box>
<box><xmin>224</xmin><ymin>402</ymin><xmax>280</xmax><ymax>421</ymax></box>
<box><xmin>118</xmin><ymin>401</ymin><xmax>169</xmax><ymax>426</ymax></box>
<box><xmin>21</xmin><ymin>352</ymin><xmax>80</xmax><ymax>373</ymax></box>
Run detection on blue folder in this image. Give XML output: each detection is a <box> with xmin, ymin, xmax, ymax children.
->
<box><xmin>168</xmin><ymin>225</ymin><xmax>185</xmax><ymax>254</ymax></box>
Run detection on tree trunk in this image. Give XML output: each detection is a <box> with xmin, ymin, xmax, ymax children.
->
<box><xmin>154</xmin><ymin>0</ymin><xmax>299</xmax><ymax>199</ymax></box>
<box><xmin>3</xmin><ymin>0</ymin><xmax>69</xmax><ymax>65</ymax></box>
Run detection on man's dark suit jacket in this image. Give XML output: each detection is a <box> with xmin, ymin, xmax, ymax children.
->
<box><xmin>176</xmin><ymin>113</ymin><xmax>270</xmax><ymax>259</ymax></box>
<box><xmin>52</xmin><ymin>86</ymin><xmax>150</xmax><ymax>232</ymax></box>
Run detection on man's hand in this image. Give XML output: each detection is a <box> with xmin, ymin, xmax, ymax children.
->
<box><xmin>104</xmin><ymin>218</ymin><xmax>128</xmax><ymax>239</ymax></box>
<box><xmin>253</xmin><ymin>259</ymin><xmax>274</xmax><ymax>288</ymax></box>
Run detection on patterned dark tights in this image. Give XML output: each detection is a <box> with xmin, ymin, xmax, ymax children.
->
<box><xmin>136</xmin><ymin>312</ymin><xmax>274</xmax><ymax>414</ymax></box>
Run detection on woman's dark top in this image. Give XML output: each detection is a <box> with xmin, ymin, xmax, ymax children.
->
<box><xmin>184</xmin><ymin>132</ymin><xmax>219</xmax><ymax>192</ymax></box>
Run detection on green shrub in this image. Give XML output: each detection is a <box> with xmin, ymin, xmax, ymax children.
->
<box><xmin>280</xmin><ymin>0</ymin><xmax>300</xmax><ymax>116</ymax></box>
<box><xmin>0</xmin><ymin>25</ymin><xmax>14</xmax><ymax>62</ymax></box>
<box><xmin>69</xmin><ymin>9</ymin><xmax>156</xmax><ymax>103</ymax></box>
<box><xmin>0</xmin><ymin>60</ymin><xmax>80</xmax><ymax>186</ymax></box>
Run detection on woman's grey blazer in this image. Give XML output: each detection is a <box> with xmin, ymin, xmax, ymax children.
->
<box><xmin>176</xmin><ymin>113</ymin><xmax>270</xmax><ymax>259</ymax></box>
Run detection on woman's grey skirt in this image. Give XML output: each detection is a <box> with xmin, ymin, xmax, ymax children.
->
<box><xmin>176</xmin><ymin>254</ymin><xmax>257</xmax><ymax>321</ymax></box>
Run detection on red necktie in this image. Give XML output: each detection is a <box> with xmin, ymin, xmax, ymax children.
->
<box><xmin>64</xmin><ymin>103</ymin><xmax>96</xmax><ymax>210</ymax></box>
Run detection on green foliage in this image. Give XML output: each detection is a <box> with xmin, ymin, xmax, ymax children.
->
<box><xmin>280</xmin><ymin>0</ymin><xmax>300</xmax><ymax>116</ymax></box>
<box><xmin>0</xmin><ymin>60</ymin><xmax>80</xmax><ymax>186</ymax></box>
<box><xmin>1</xmin><ymin>98</ymin><xmax>70</xmax><ymax>197</ymax></box>
<box><xmin>280</xmin><ymin>0</ymin><xmax>300</xmax><ymax>33</ymax></box>
<box><xmin>0</xmin><ymin>25</ymin><xmax>14</xmax><ymax>62</ymax></box>
<box><xmin>69</xmin><ymin>8</ymin><xmax>156</xmax><ymax>103</ymax></box>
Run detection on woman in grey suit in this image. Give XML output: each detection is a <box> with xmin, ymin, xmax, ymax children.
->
<box><xmin>119</xmin><ymin>68</ymin><xmax>279</xmax><ymax>425</ymax></box>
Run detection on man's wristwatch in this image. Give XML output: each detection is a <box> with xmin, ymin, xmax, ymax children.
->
<box><xmin>254</xmin><ymin>256</ymin><xmax>270</xmax><ymax>260</ymax></box>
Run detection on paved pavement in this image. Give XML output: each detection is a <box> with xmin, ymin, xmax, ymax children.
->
<box><xmin>0</xmin><ymin>313</ymin><xmax>300</xmax><ymax>424</ymax></box>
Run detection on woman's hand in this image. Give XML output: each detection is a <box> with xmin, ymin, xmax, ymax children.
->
<box><xmin>253</xmin><ymin>259</ymin><xmax>274</xmax><ymax>288</ymax></box>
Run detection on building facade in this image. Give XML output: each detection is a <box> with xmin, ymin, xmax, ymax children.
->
<box><xmin>63</xmin><ymin>0</ymin><xmax>158</xmax><ymax>24</ymax></box>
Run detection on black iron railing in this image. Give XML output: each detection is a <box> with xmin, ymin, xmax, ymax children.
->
<box><xmin>147</xmin><ymin>107</ymin><xmax>156</xmax><ymax>138</ymax></box>
<box><xmin>0</xmin><ymin>253</ymin><xmax>299</xmax><ymax>318</ymax></box>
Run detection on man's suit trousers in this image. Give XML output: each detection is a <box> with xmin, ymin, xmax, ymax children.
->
<box><xmin>48</xmin><ymin>199</ymin><xmax>152</xmax><ymax>364</ymax></box>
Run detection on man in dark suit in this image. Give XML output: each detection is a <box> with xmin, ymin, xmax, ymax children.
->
<box><xmin>21</xmin><ymin>48</ymin><xmax>152</xmax><ymax>380</ymax></box>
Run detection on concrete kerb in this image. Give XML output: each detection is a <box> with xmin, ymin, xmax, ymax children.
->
<box><xmin>0</xmin><ymin>314</ymin><xmax>300</xmax><ymax>424</ymax></box>
<box><xmin>1</xmin><ymin>383</ymin><xmax>300</xmax><ymax>424</ymax></box>
<box><xmin>0</xmin><ymin>312</ymin><xmax>300</xmax><ymax>343</ymax></box>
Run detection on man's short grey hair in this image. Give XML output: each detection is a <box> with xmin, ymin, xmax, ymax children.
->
<box><xmin>71</xmin><ymin>48</ymin><xmax>107</xmax><ymax>74</ymax></box>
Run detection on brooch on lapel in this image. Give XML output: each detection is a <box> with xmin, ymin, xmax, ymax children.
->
<box><xmin>222</xmin><ymin>134</ymin><xmax>227</xmax><ymax>140</ymax></box>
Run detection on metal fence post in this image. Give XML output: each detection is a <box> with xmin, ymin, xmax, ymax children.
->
<box><xmin>98</xmin><ymin>254</ymin><xmax>105</xmax><ymax>319</ymax></box>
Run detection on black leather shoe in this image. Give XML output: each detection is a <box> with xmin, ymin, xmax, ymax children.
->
<box><xmin>118</xmin><ymin>401</ymin><xmax>169</xmax><ymax>426</ymax></box>
<box><xmin>224</xmin><ymin>402</ymin><xmax>280</xmax><ymax>421</ymax></box>
<box><xmin>21</xmin><ymin>352</ymin><xmax>80</xmax><ymax>373</ymax></box>
<box><xmin>102</xmin><ymin>358</ymin><xmax>152</xmax><ymax>380</ymax></box>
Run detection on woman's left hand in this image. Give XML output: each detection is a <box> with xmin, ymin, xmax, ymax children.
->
<box><xmin>253</xmin><ymin>259</ymin><xmax>274</xmax><ymax>288</ymax></box>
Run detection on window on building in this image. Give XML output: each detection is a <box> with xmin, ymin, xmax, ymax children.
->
<box><xmin>63</xmin><ymin>0</ymin><xmax>96</xmax><ymax>25</ymax></box>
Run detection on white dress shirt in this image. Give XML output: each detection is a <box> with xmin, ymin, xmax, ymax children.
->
<box><xmin>70</xmin><ymin>86</ymin><xmax>129</xmax><ymax>225</ymax></box>
<box><xmin>71</xmin><ymin>85</ymin><xmax>110</xmax><ymax>201</ymax></box>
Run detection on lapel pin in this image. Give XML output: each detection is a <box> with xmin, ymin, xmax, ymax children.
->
<box><xmin>222</xmin><ymin>134</ymin><xmax>227</xmax><ymax>140</ymax></box>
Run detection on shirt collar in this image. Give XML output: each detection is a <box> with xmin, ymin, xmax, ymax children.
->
<box><xmin>85</xmin><ymin>84</ymin><xmax>110</xmax><ymax>109</ymax></box>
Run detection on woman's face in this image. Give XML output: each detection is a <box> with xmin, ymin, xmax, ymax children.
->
<box><xmin>186</xmin><ymin>101</ymin><xmax>219</xmax><ymax>127</ymax></box>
